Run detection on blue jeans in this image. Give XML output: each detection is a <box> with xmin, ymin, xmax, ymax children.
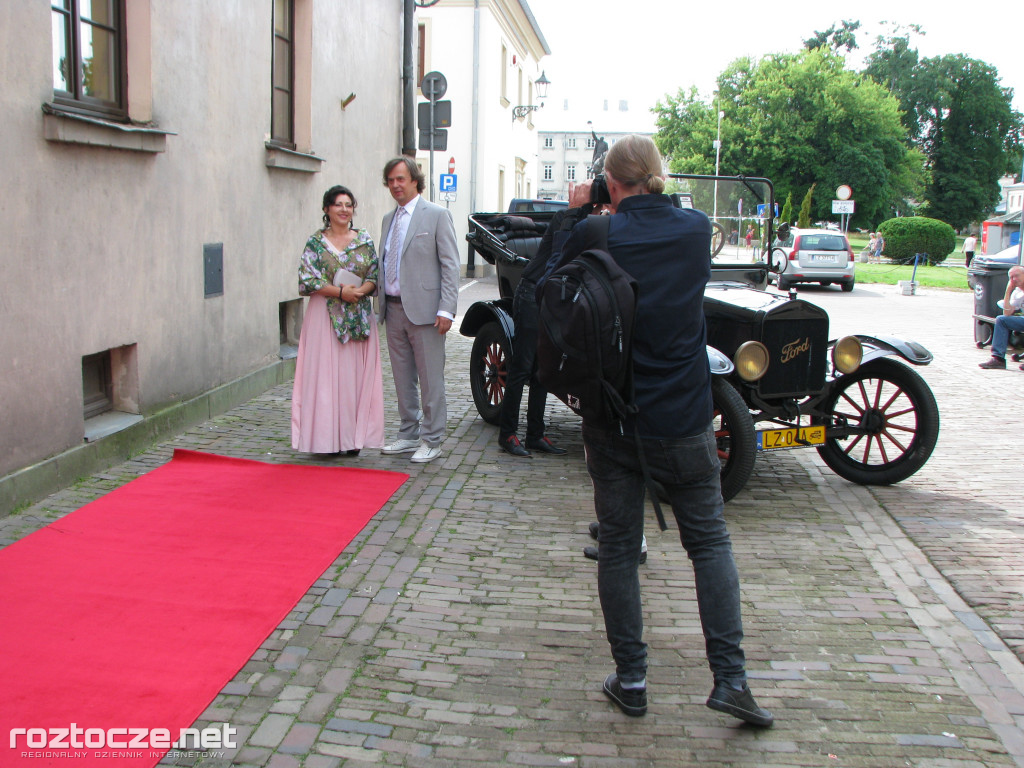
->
<box><xmin>582</xmin><ymin>423</ymin><xmax>747</xmax><ymax>687</ymax></box>
<box><xmin>991</xmin><ymin>314</ymin><xmax>1024</xmax><ymax>358</ymax></box>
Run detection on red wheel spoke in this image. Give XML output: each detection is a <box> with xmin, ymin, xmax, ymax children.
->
<box><xmin>883</xmin><ymin>406</ymin><xmax>916</xmax><ymax>420</ymax></box>
<box><xmin>843</xmin><ymin>434</ymin><xmax>865</xmax><ymax>457</ymax></box>
<box><xmin>883</xmin><ymin>422</ymin><xmax>915</xmax><ymax>435</ymax></box>
<box><xmin>879</xmin><ymin>429</ymin><xmax>908</xmax><ymax>453</ymax></box>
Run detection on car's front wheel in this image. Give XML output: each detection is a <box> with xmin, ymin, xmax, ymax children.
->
<box><xmin>814</xmin><ymin>358</ymin><xmax>938</xmax><ymax>485</ymax></box>
<box><xmin>712</xmin><ymin>377</ymin><xmax>756</xmax><ymax>501</ymax></box>
<box><xmin>469</xmin><ymin>322</ymin><xmax>509</xmax><ymax>425</ymax></box>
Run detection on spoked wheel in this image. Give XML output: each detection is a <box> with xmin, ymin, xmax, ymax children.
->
<box><xmin>711</xmin><ymin>222</ymin><xmax>727</xmax><ymax>258</ymax></box>
<box><xmin>469</xmin><ymin>322</ymin><xmax>509</xmax><ymax>425</ymax></box>
<box><xmin>814</xmin><ymin>358</ymin><xmax>939</xmax><ymax>485</ymax></box>
<box><xmin>712</xmin><ymin>377</ymin><xmax>756</xmax><ymax>501</ymax></box>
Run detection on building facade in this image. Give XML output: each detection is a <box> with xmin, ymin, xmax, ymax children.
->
<box><xmin>410</xmin><ymin>0</ymin><xmax>549</xmax><ymax>260</ymax></box>
<box><xmin>535</xmin><ymin>130</ymin><xmax>648</xmax><ymax>201</ymax></box>
<box><xmin>0</xmin><ymin>1</ymin><xmax>405</xmax><ymax>507</ymax></box>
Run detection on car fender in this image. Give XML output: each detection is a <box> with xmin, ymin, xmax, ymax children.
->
<box><xmin>459</xmin><ymin>299</ymin><xmax>515</xmax><ymax>346</ymax></box>
<box><xmin>707</xmin><ymin>346</ymin><xmax>736</xmax><ymax>376</ymax></box>
<box><xmin>852</xmin><ymin>334</ymin><xmax>933</xmax><ymax>366</ymax></box>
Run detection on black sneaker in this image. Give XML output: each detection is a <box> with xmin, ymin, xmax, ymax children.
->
<box><xmin>589</xmin><ymin>521</ymin><xmax>600</xmax><ymax>541</ymax></box>
<box><xmin>706</xmin><ymin>683</ymin><xmax>773</xmax><ymax>727</ymax></box>
<box><xmin>603</xmin><ymin>673</ymin><xmax>647</xmax><ymax>717</ymax></box>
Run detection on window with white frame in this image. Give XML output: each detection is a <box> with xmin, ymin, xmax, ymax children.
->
<box><xmin>543</xmin><ymin>136</ymin><xmax>553</xmax><ymax>149</ymax></box>
<box><xmin>586</xmin><ymin>137</ymin><xmax>595</xmax><ymax>149</ymax></box>
<box><xmin>566</xmin><ymin>164</ymin><xmax>576</xmax><ymax>181</ymax></box>
<box><xmin>543</xmin><ymin>163</ymin><xmax>553</xmax><ymax>181</ymax></box>
<box><xmin>566</xmin><ymin>137</ymin><xmax>576</xmax><ymax>149</ymax></box>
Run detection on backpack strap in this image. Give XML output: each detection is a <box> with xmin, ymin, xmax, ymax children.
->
<box><xmin>582</xmin><ymin>215</ymin><xmax>667</xmax><ymax>531</ymax></box>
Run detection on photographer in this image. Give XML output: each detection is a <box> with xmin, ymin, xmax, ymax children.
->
<box><xmin>496</xmin><ymin>181</ymin><xmax>601</xmax><ymax>457</ymax></box>
<box><xmin>549</xmin><ymin>135</ymin><xmax>773</xmax><ymax>726</ymax></box>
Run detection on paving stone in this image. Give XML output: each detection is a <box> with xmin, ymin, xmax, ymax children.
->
<box><xmin>7</xmin><ymin>283</ymin><xmax>1024</xmax><ymax>767</ymax></box>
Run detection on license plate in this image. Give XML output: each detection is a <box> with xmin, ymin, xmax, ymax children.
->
<box><xmin>809</xmin><ymin>254</ymin><xmax>836</xmax><ymax>263</ymax></box>
<box><xmin>756</xmin><ymin>426</ymin><xmax>826</xmax><ymax>451</ymax></box>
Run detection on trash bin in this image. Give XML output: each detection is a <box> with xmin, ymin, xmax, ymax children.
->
<box><xmin>968</xmin><ymin>255</ymin><xmax>1015</xmax><ymax>346</ymax></box>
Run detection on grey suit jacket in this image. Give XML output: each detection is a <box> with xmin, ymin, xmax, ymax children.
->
<box><xmin>378</xmin><ymin>197</ymin><xmax>460</xmax><ymax>326</ymax></box>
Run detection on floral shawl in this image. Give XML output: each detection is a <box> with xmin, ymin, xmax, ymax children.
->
<box><xmin>298</xmin><ymin>228</ymin><xmax>378</xmax><ymax>342</ymax></box>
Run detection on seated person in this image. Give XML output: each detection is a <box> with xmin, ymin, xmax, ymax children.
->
<box><xmin>979</xmin><ymin>266</ymin><xmax>1024</xmax><ymax>370</ymax></box>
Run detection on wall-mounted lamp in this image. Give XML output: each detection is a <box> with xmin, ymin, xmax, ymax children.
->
<box><xmin>512</xmin><ymin>71</ymin><xmax>550</xmax><ymax>122</ymax></box>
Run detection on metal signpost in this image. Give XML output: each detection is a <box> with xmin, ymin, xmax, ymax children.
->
<box><xmin>419</xmin><ymin>71</ymin><xmax>449</xmax><ymax>202</ymax></box>
<box><xmin>833</xmin><ymin>185</ymin><xmax>854</xmax><ymax>233</ymax></box>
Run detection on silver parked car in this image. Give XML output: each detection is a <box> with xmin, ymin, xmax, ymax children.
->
<box><xmin>770</xmin><ymin>227</ymin><xmax>856</xmax><ymax>292</ymax></box>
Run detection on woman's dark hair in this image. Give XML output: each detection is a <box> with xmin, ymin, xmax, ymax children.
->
<box><xmin>321</xmin><ymin>185</ymin><xmax>357</xmax><ymax>229</ymax></box>
<box><xmin>382</xmin><ymin>156</ymin><xmax>426</xmax><ymax>193</ymax></box>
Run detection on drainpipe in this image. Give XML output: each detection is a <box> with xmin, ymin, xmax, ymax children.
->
<box><xmin>401</xmin><ymin>0</ymin><xmax>415</xmax><ymax>156</ymax></box>
<box><xmin>467</xmin><ymin>0</ymin><xmax>481</xmax><ymax>270</ymax></box>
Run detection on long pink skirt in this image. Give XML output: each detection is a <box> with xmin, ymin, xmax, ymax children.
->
<box><xmin>291</xmin><ymin>295</ymin><xmax>385</xmax><ymax>453</ymax></box>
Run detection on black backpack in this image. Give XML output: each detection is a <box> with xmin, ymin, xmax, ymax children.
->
<box><xmin>536</xmin><ymin>215</ymin><xmax>638</xmax><ymax>427</ymax></box>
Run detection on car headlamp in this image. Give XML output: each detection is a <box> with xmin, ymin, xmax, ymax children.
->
<box><xmin>832</xmin><ymin>335</ymin><xmax>863</xmax><ymax>374</ymax></box>
<box><xmin>734</xmin><ymin>341</ymin><xmax>769</xmax><ymax>382</ymax></box>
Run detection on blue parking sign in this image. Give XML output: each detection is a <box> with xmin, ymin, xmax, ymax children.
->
<box><xmin>440</xmin><ymin>174</ymin><xmax>457</xmax><ymax>192</ymax></box>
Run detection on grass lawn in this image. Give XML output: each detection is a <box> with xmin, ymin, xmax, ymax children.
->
<box><xmin>844</xmin><ymin>232</ymin><xmax>972</xmax><ymax>290</ymax></box>
<box><xmin>855</xmin><ymin>261</ymin><xmax>971</xmax><ymax>290</ymax></box>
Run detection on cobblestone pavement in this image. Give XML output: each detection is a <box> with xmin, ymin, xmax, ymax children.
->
<box><xmin>4</xmin><ymin>279</ymin><xmax>1024</xmax><ymax>768</ymax></box>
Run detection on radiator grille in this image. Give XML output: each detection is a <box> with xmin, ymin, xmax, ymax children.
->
<box><xmin>758</xmin><ymin>310</ymin><xmax>828</xmax><ymax>398</ymax></box>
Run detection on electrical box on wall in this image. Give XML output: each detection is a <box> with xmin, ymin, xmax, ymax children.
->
<box><xmin>204</xmin><ymin>243</ymin><xmax>223</xmax><ymax>298</ymax></box>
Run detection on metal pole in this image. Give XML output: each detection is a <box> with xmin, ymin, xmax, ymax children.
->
<box><xmin>1018</xmin><ymin>153</ymin><xmax>1024</xmax><ymax>266</ymax></box>
<box><xmin>429</xmin><ymin>88</ymin><xmax>436</xmax><ymax>202</ymax></box>
<box><xmin>401</xmin><ymin>0</ymin><xmax>415</xmax><ymax>156</ymax></box>
<box><xmin>713</xmin><ymin>108</ymin><xmax>723</xmax><ymax>223</ymax></box>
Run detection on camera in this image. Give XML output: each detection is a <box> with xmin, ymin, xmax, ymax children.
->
<box><xmin>590</xmin><ymin>174</ymin><xmax>611</xmax><ymax>205</ymax></box>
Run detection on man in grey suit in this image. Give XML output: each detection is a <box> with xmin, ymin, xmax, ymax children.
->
<box><xmin>378</xmin><ymin>156</ymin><xmax>461</xmax><ymax>463</ymax></box>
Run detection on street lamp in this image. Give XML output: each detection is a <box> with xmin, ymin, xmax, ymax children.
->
<box><xmin>713</xmin><ymin>109</ymin><xmax>724</xmax><ymax>221</ymax></box>
<box><xmin>512</xmin><ymin>71</ymin><xmax>551</xmax><ymax>121</ymax></box>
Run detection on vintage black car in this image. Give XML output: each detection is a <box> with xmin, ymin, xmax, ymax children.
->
<box><xmin>459</xmin><ymin>174</ymin><xmax>939</xmax><ymax>501</ymax></box>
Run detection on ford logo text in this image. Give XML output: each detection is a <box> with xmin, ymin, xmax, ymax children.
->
<box><xmin>780</xmin><ymin>337</ymin><xmax>810</xmax><ymax>364</ymax></box>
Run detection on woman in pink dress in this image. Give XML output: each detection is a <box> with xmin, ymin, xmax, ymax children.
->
<box><xmin>291</xmin><ymin>186</ymin><xmax>385</xmax><ymax>455</ymax></box>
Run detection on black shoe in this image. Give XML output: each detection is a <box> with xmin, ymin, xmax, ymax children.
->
<box><xmin>525</xmin><ymin>436</ymin><xmax>567</xmax><ymax>455</ymax></box>
<box><xmin>603</xmin><ymin>674</ymin><xmax>647</xmax><ymax>717</ymax></box>
<box><xmin>499</xmin><ymin>435</ymin><xmax>531</xmax><ymax>457</ymax></box>
<box><xmin>589</xmin><ymin>521</ymin><xmax>600</xmax><ymax>541</ymax></box>
<box><xmin>346</xmin><ymin>449</ymin><xmax>360</xmax><ymax>456</ymax></box>
<box><xmin>979</xmin><ymin>356</ymin><xmax>1007</xmax><ymax>370</ymax></box>
<box><xmin>706</xmin><ymin>683</ymin><xmax>773</xmax><ymax>727</ymax></box>
<box><xmin>583</xmin><ymin>544</ymin><xmax>646</xmax><ymax>564</ymax></box>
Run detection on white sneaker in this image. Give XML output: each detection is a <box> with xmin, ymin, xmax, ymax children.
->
<box><xmin>381</xmin><ymin>438</ymin><xmax>420</xmax><ymax>455</ymax></box>
<box><xmin>410</xmin><ymin>441</ymin><xmax>442</xmax><ymax>463</ymax></box>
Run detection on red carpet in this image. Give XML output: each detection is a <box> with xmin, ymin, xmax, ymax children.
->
<box><xmin>0</xmin><ymin>449</ymin><xmax>408</xmax><ymax>767</ymax></box>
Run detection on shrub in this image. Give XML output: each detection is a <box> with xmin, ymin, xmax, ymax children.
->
<box><xmin>797</xmin><ymin>184</ymin><xmax>815</xmax><ymax>229</ymax></box>
<box><xmin>877</xmin><ymin>217</ymin><xmax>956</xmax><ymax>265</ymax></box>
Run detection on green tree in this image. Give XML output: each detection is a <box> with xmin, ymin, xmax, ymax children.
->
<box><xmin>798</xmin><ymin>184</ymin><xmax>815</xmax><ymax>228</ymax></box>
<box><xmin>655</xmin><ymin>48</ymin><xmax>919</xmax><ymax>228</ymax></box>
<box><xmin>804</xmin><ymin>20</ymin><xmax>861</xmax><ymax>53</ymax></box>
<box><xmin>780</xmin><ymin>192</ymin><xmax>794</xmax><ymax>225</ymax></box>
<box><xmin>865</xmin><ymin>32</ymin><xmax>1022</xmax><ymax>227</ymax></box>
<box><xmin>921</xmin><ymin>56</ymin><xmax>1021</xmax><ymax>228</ymax></box>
